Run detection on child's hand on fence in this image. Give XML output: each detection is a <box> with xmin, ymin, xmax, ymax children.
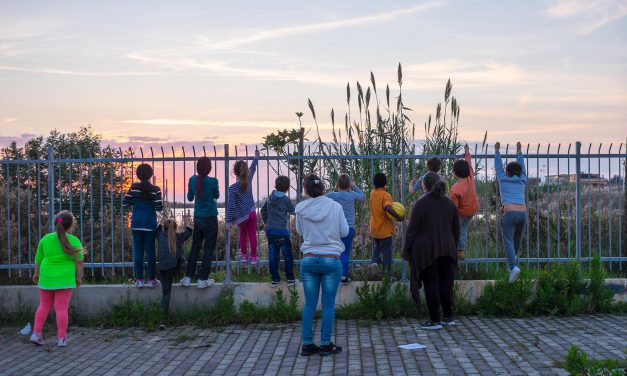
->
<box><xmin>464</xmin><ymin>144</ymin><xmax>469</xmax><ymax>153</ymax></box>
<box><xmin>255</xmin><ymin>149</ymin><xmax>260</xmax><ymax>158</ymax></box>
<box><xmin>516</xmin><ymin>142</ymin><xmax>522</xmax><ymax>153</ymax></box>
<box><xmin>495</xmin><ymin>142</ymin><xmax>501</xmax><ymax>152</ymax></box>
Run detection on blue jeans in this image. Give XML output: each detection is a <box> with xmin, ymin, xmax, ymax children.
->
<box><xmin>457</xmin><ymin>216</ymin><xmax>472</xmax><ymax>251</ymax></box>
<box><xmin>132</xmin><ymin>230</ymin><xmax>157</xmax><ymax>280</ymax></box>
<box><xmin>301</xmin><ymin>256</ymin><xmax>342</xmax><ymax>346</ymax></box>
<box><xmin>372</xmin><ymin>237</ymin><xmax>393</xmax><ymax>272</ymax></box>
<box><xmin>340</xmin><ymin>227</ymin><xmax>355</xmax><ymax>277</ymax></box>
<box><xmin>268</xmin><ymin>234</ymin><xmax>294</xmax><ymax>281</ymax></box>
<box><xmin>502</xmin><ymin>211</ymin><xmax>527</xmax><ymax>268</ymax></box>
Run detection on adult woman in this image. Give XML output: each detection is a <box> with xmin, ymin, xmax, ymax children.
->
<box><xmin>296</xmin><ymin>173</ymin><xmax>349</xmax><ymax>356</ymax></box>
<box><xmin>402</xmin><ymin>172</ymin><xmax>460</xmax><ymax>330</ymax></box>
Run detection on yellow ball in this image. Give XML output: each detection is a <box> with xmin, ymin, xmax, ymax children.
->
<box><xmin>386</xmin><ymin>202</ymin><xmax>405</xmax><ymax>221</ymax></box>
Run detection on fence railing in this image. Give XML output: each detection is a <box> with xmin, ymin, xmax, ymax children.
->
<box><xmin>1</xmin><ymin>141</ymin><xmax>625</xmax><ymax>282</ymax></box>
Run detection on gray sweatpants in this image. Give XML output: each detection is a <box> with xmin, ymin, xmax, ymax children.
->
<box><xmin>501</xmin><ymin>211</ymin><xmax>527</xmax><ymax>268</ymax></box>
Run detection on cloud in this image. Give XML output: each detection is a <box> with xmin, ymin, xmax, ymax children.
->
<box><xmin>121</xmin><ymin>119</ymin><xmax>304</xmax><ymax>129</ymax></box>
<box><xmin>0</xmin><ymin>64</ymin><xmax>164</xmax><ymax>77</ymax></box>
<box><xmin>206</xmin><ymin>2</ymin><xmax>443</xmax><ymax>49</ymax></box>
<box><xmin>1</xmin><ymin>117</ymin><xmax>18</xmax><ymax>124</ymax></box>
<box><xmin>546</xmin><ymin>0</ymin><xmax>627</xmax><ymax>34</ymax></box>
<box><xmin>403</xmin><ymin>60</ymin><xmax>525</xmax><ymax>89</ymax></box>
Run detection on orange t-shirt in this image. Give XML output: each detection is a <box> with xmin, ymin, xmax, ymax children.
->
<box><xmin>450</xmin><ymin>150</ymin><xmax>480</xmax><ymax>218</ymax></box>
<box><xmin>370</xmin><ymin>188</ymin><xmax>394</xmax><ymax>239</ymax></box>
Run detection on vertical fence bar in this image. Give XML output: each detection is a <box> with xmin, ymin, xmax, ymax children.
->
<box><xmin>567</xmin><ymin>144</ymin><xmax>572</xmax><ymax>260</ymax></box>
<box><xmin>99</xmin><ymin>153</ymin><xmax>104</xmax><ymax>275</ymax></box>
<box><xmin>37</xmin><ymin>162</ymin><xmax>41</xmax><ymax>243</ymax></box>
<box><xmin>546</xmin><ymin>144</ymin><xmax>551</xmax><ymax>266</ymax></box>
<box><xmin>89</xmin><ymin>153</ymin><xmax>94</xmax><ymax>277</ymax></box>
<box><xmin>110</xmin><ymin>155</ymin><xmax>115</xmax><ymax>276</ymax></box>
<box><xmin>535</xmin><ymin>144</ymin><xmax>540</xmax><ymax>268</ymax></box>
<box><xmin>172</xmin><ymin>146</ymin><xmax>176</xmax><ymax>214</ymax></box>
<box><xmin>556</xmin><ymin>144</ymin><xmax>561</xmax><ymax>262</ymax></box>
<box><xmin>400</xmin><ymin>152</ymin><xmax>407</xmax><ymax>281</ymax></box>
<box><xmin>119</xmin><ymin>148</ymin><xmax>125</xmax><ymax>276</ymax></box>
<box><xmin>597</xmin><ymin>144</ymin><xmax>602</xmax><ymax>263</ymax></box>
<box><xmin>27</xmin><ymin>158</ymin><xmax>32</xmax><ymax>276</ymax></box>
<box><xmin>79</xmin><ymin>151</ymin><xmax>84</xmax><ymax>267</ymax></box>
<box><xmin>619</xmin><ymin>142</ymin><xmax>624</xmax><ymax>271</ymax></box>
<box><xmin>48</xmin><ymin>147</ymin><xmax>55</xmax><ymax>232</ymax></box>
<box><xmin>224</xmin><ymin>144</ymin><xmax>231</xmax><ymax>284</ymax></box>
<box><xmin>57</xmin><ymin>153</ymin><xmax>62</xmax><ymax>212</ymax></box>
<box><xmin>5</xmin><ymin>162</ymin><xmax>11</xmax><ymax>277</ymax></box>
<box><xmin>608</xmin><ymin>144</ymin><xmax>613</xmax><ymax>270</ymax></box>
<box><xmin>575</xmin><ymin>141</ymin><xmax>581</xmax><ymax>265</ymax></box>
<box><xmin>17</xmin><ymin>158</ymin><xmax>22</xmax><ymax>275</ymax></box>
<box><xmin>484</xmin><ymin>144</ymin><xmax>488</xmax><ymax>272</ymax></box>
<box><xmin>587</xmin><ymin>144</ymin><xmax>592</xmax><ymax>267</ymax></box>
<box><xmin>525</xmin><ymin>144</ymin><xmax>530</xmax><ymax>267</ymax></box>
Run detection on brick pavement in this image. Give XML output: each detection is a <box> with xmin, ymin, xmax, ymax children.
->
<box><xmin>1</xmin><ymin>315</ymin><xmax>625</xmax><ymax>375</ymax></box>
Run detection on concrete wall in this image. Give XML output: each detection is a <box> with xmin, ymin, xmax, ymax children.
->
<box><xmin>1</xmin><ymin>279</ymin><xmax>625</xmax><ymax>317</ymax></box>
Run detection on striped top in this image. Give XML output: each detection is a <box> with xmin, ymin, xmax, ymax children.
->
<box><xmin>226</xmin><ymin>157</ymin><xmax>258</xmax><ymax>225</ymax></box>
<box><xmin>123</xmin><ymin>182</ymin><xmax>163</xmax><ymax>230</ymax></box>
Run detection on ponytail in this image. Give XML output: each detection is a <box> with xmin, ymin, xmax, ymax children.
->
<box><xmin>423</xmin><ymin>172</ymin><xmax>447</xmax><ymax>198</ymax></box>
<box><xmin>195</xmin><ymin>157</ymin><xmax>212</xmax><ymax>200</ymax></box>
<box><xmin>136</xmin><ymin>163</ymin><xmax>154</xmax><ymax>201</ymax></box>
<box><xmin>234</xmin><ymin>161</ymin><xmax>249</xmax><ymax>193</ymax></box>
<box><xmin>164</xmin><ymin>219</ymin><xmax>177</xmax><ymax>256</ymax></box>
<box><xmin>54</xmin><ymin>210</ymin><xmax>82</xmax><ymax>258</ymax></box>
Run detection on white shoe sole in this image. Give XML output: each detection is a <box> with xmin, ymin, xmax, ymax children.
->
<box><xmin>421</xmin><ymin>325</ymin><xmax>442</xmax><ymax>330</ymax></box>
<box><xmin>509</xmin><ymin>269</ymin><xmax>521</xmax><ymax>283</ymax></box>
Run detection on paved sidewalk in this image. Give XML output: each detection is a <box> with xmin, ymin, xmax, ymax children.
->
<box><xmin>1</xmin><ymin>315</ymin><xmax>625</xmax><ymax>376</ymax></box>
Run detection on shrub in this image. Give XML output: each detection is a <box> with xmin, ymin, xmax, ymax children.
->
<box><xmin>336</xmin><ymin>277</ymin><xmax>420</xmax><ymax>320</ymax></box>
<box><xmin>564</xmin><ymin>345</ymin><xmax>624</xmax><ymax>376</ymax></box>
<box><xmin>532</xmin><ymin>261</ymin><xmax>584</xmax><ymax>316</ymax></box>
<box><xmin>474</xmin><ymin>273</ymin><xmax>532</xmax><ymax>317</ymax></box>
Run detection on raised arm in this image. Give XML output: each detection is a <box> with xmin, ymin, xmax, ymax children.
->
<box><xmin>464</xmin><ymin>144</ymin><xmax>474</xmax><ymax>178</ymax></box>
<box><xmin>494</xmin><ymin>142</ymin><xmax>506</xmax><ymax>181</ymax></box>
<box><xmin>351</xmin><ymin>182</ymin><xmax>366</xmax><ymax>202</ymax></box>
<box><xmin>516</xmin><ymin>142</ymin><xmax>526</xmax><ymax>177</ymax></box>
<box><xmin>249</xmin><ymin>150</ymin><xmax>259</xmax><ymax>180</ymax></box>
<box><xmin>213</xmin><ymin>179</ymin><xmax>220</xmax><ymax>199</ymax></box>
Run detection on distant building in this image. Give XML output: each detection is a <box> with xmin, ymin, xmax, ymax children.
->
<box><xmin>547</xmin><ymin>173</ymin><xmax>608</xmax><ymax>187</ymax></box>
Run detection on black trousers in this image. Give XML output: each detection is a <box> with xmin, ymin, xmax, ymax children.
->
<box><xmin>160</xmin><ymin>268</ymin><xmax>176</xmax><ymax>316</ymax></box>
<box><xmin>420</xmin><ymin>256</ymin><xmax>455</xmax><ymax>323</ymax></box>
<box><xmin>185</xmin><ymin>216</ymin><xmax>218</xmax><ymax>280</ymax></box>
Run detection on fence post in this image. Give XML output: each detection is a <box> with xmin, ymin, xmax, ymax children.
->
<box><xmin>575</xmin><ymin>141</ymin><xmax>582</xmax><ymax>264</ymax></box>
<box><xmin>297</xmin><ymin>127</ymin><xmax>304</xmax><ymax>202</ymax></box>
<box><xmin>48</xmin><ymin>146</ymin><xmax>55</xmax><ymax>232</ymax></box>
<box><xmin>224</xmin><ymin>144</ymin><xmax>231</xmax><ymax>284</ymax></box>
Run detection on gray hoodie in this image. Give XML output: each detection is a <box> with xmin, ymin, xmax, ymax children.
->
<box><xmin>295</xmin><ymin>196</ymin><xmax>349</xmax><ymax>255</ymax></box>
<box><xmin>260</xmin><ymin>191</ymin><xmax>295</xmax><ymax>233</ymax></box>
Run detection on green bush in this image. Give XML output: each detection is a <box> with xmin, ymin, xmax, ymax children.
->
<box><xmin>532</xmin><ymin>261</ymin><xmax>584</xmax><ymax>316</ymax></box>
<box><xmin>474</xmin><ymin>273</ymin><xmax>532</xmax><ymax>317</ymax></box>
<box><xmin>564</xmin><ymin>345</ymin><xmax>624</xmax><ymax>376</ymax></box>
<box><xmin>336</xmin><ymin>277</ymin><xmax>420</xmax><ymax>320</ymax></box>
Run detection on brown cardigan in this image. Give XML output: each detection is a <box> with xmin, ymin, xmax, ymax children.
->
<box><xmin>402</xmin><ymin>193</ymin><xmax>460</xmax><ymax>303</ymax></box>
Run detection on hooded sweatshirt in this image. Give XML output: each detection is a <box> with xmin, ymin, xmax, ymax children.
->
<box><xmin>260</xmin><ymin>191</ymin><xmax>295</xmax><ymax>236</ymax></box>
<box><xmin>295</xmin><ymin>196</ymin><xmax>349</xmax><ymax>256</ymax></box>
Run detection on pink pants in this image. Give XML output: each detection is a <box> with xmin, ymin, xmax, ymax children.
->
<box><xmin>238</xmin><ymin>211</ymin><xmax>258</xmax><ymax>257</ymax></box>
<box><xmin>34</xmin><ymin>288</ymin><xmax>72</xmax><ymax>339</ymax></box>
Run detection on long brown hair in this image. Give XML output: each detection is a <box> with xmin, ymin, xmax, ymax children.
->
<box><xmin>163</xmin><ymin>218</ymin><xmax>177</xmax><ymax>256</ymax></box>
<box><xmin>54</xmin><ymin>210</ymin><xmax>83</xmax><ymax>258</ymax></box>
<box><xmin>195</xmin><ymin>157</ymin><xmax>212</xmax><ymax>200</ymax></box>
<box><xmin>233</xmin><ymin>160</ymin><xmax>249</xmax><ymax>193</ymax></box>
<box><xmin>136</xmin><ymin>163</ymin><xmax>154</xmax><ymax>201</ymax></box>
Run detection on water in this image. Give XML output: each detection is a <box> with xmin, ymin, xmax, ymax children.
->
<box><xmin>172</xmin><ymin>207</ymin><xmax>226</xmax><ymax>221</ymax></box>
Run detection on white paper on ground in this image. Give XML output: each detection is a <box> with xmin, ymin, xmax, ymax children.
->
<box><xmin>398</xmin><ymin>343</ymin><xmax>426</xmax><ymax>350</ymax></box>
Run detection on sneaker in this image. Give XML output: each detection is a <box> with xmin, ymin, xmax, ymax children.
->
<box><xmin>270</xmin><ymin>280</ymin><xmax>280</xmax><ymax>288</ymax></box>
<box><xmin>249</xmin><ymin>256</ymin><xmax>259</xmax><ymax>265</ymax></box>
<box><xmin>146</xmin><ymin>279</ymin><xmax>160</xmax><ymax>289</ymax></box>
<box><xmin>370</xmin><ymin>263</ymin><xmax>379</xmax><ymax>274</ymax></box>
<box><xmin>57</xmin><ymin>338</ymin><xmax>68</xmax><ymax>347</ymax></box>
<box><xmin>241</xmin><ymin>254</ymin><xmax>248</xmax><ymax>263</ymax></box>
<box><xmin>134</xmin><ymin>279</ymin><xmax>145</xmax><ymax>288</ymax></box>
<box><xmin>158</xmin><ymin>324</ymin><xmax>167</xmax><ymax>331</ymax></box>
<box><xmin>286</xmin><ymin>279</ymin><xmax>299</xmax><ymax>286</ymax></box>
<box><xmin>456</xmin><ymin>250</ymin><xmax>466</xmax><ymax>260</ymax></box>
<box><xmin>341</xmin><ymin>276</ymin><xmax>351</xmax><ymax>284</ymax></box>
<box><xmin>300</xmin><ymin>344</ymin><xmax>321</xmax><ymax>356</ymax></box>
<box><xmin>420</xmin><ymin>321</ymin><xmax>443</xmax><ymax>330</ymax></box>
<box><xmin>180</xmin><ymin>276</ymin><xmax>191</xmax><ymax>287</ymax></box>
<box><xmin>197</xmin><ymin>279</ymin><xmax>215</xmax><ymax>289</ymax></box>
<box><xmin>319</xmin><ymin>342</ymin><xmax>342</xmax><ymax>356</ymax></box>
<box><xmin>441</xmin><ymin>318</ymin><xmax>457</xmax><ymax>326</ymax></box>
<box><xmin>509</xmin><ymin>266</ymin><xmax>521</xmax><ymax>283</ymax></box>
<box><xmin>29</xmin><ymin>332</ymin><xmax>44</xmax><ymax>346</ymax></box>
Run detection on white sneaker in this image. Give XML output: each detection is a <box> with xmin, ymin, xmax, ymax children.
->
<box><xmin>370</xmin><ymin>263</ymin><xmax>380</xmax><ymax>273</ymax></box>
<box><xmin>180</xmin><ymin>276</ymin><xmax>191</xmax><ymax>287</ymax></box>
<box><xmin>30</xmin><ymin>332</ymin><xmax>44</xmax><ymax>345</ymax></box>
<box><xmin>286</xmin><ymin>279</ymin><xmax>299</xmax><ymax>286</ymax></box>
<box><xmin>509</xmin><ymin>266</ymin><xmax>521</xmax><ymax>283</ymax></box>
<box><xmin>57</xmin><ymin>338</ymin><xmax>68</xmax><ymax>347</ymax></box>
<box><xmin>197</xmin><ymin>279</ymin><xmax>215</xmax><ymax>289</ymax></box>
<box><xmin>135</xmin><ymin>279</ymin><xmax>145</xmax><ymax>288</ymax></box>
<box><xmin>146</xmin><ymin>279</ymin><xmax>161</xmax><ymax>289</ymax></box>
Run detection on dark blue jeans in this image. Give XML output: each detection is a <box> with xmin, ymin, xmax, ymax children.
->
<box><xmin>268</xmin><ymin>234</ymin><xmax>295</xmax><ymax>282</ymax></box>
<box><xmin>186</xmin><ymin>216</ymin><xmax>218</xmax><ymax>280</ymax></box>
<box><xmin>372</xmin><ymin>237</ymin><xmax>393</xmax><ymax>273</ymax></box>
<box><xmin>301</xmin><ymin>256</ymin><xmax>342</xmax><ymax>345</ymax></box>
<box><xmin>132</xmin><ymin>230</ymin><xmax>157</xmax><ymax>280</ymax></box>
<box><xmin>340</xmin><ymin>227</ymin><xmax>355</xmax><ymax>277</ymax></box>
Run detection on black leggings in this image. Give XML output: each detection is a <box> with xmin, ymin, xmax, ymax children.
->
<box><xmin>160</xmin><ymin>268</ymin><xmax>176</xmax><ymax>316</ymax></box>
<box><xmin>420</xmin><ymin>256</ymin><xmax>455</xmax><ymax>323</ymax></box>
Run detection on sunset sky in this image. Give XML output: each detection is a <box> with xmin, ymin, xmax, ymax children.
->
<box><xmin>1</xmin><ymin>0</ymin><xmax>626</xmax><ymax>151</ymax></box>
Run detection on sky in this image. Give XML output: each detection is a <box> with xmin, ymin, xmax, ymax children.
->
<box><xmin>0</xmin><ymin>0</ymin><xmax>626</xmax><ymax>151</ymax></box>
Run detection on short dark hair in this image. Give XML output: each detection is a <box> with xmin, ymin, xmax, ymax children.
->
<box><xmin>506</xmin><ymin>161</ymin><xmax>523</xmax><ymax>177</ymax></box>
<box><xmin>337</xmin><ymin>174</ymin><xmax>351</xmax><ymax>190</ymax></box>
<box><xmin>453</xmin><ymin>159</ymin><xmax>470</xmax><ymax>178</ymax></box>
<box><xmin>427</xmin><ymin>157</ymin><xmax>442</xmax><ymax>173</ymax></box>
<box><xmin>423</xmin><ymin>172</ymin><xmax>447</xmax><ymax>197</ymax></box>
<box><xmin>275</xmin><ymin>176</ymin><xmax>290</xmax><ymax>192</ymax></box>
<box><xmin>373</xmin><ymin>172</ymin><xmax>387</xmax><ymax>188</ymax></box>
<box><xmin>303</xmin><ymin>173</ymin><xmax>324</xmax><ymax>198</ymax></box>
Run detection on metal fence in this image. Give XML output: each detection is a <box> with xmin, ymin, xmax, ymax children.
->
<box><xmin>1</xmin><ymin>141</ymin><xmax>625</xmax><ymax>282</ymax></box>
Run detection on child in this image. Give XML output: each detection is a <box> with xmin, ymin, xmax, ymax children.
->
<box><xmin>261</xmin><ymin>175</ymin><xmax>297</xmax><ymax>286</ymax></box>
<box><xmin>450</xmin><ymin>144</ymin><xmax>480</xmax><ymax>260</ymax></box>
<box><xmin>226</xmin><ymin>149</ymin><xmax>260</xmax><ymax>264</ymax></box>
<box><xmin>495</xmin><ymin>141</ymin><xmax>527</xmax><ymax>283</ymax></box>
<box><xmin>409</xmin><ymin>157</ymin><xmax>442</xmax><ymax>195</ymax></box>
<box><xmin>370</xmin><ymin>172</ymin><xmax>404</xmax><ymax>275</ymax></box>
<box><xmin>30</xmin><ymin>210</ymin><xmax>85</xmax><ymax>347</ymax></box>
<box><xmin>157</xmin><ymin>218</ymin><xmax>193</xmax><ymax>318</ymax></box>
<box><xmin>326</xmin><ymin>174</ymin><xmax>365</xmax><ymax>283</ymax></box>
<box><xmin>181</xmin><ymin>157</ymin><xmax>220</xmax><ymax>289</ymax></box>
<box><xmin>123</xmin><ymin>163</ymin><xmax>163</xmax><ymax>288</ymax></box>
